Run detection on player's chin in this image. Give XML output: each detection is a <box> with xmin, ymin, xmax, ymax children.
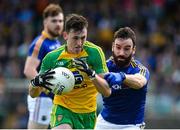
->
<box><xmin>74</xmin><ymin>48</ymin><xmax>82</xmax><ymax>54</ymax></box>
<box><xmin>53</xmin><ymin>29</ymin><xmax>61</xmax><ymax>34</ymax></box>
<box><xmin>117</xmin><ymin>58</ymin><xmax>126</xmax><ymax>62</ymax></box>
<box><xmin>53</xmin><ymin>32</ymin><xmax>61</xmax><ymax>37</ymax></box>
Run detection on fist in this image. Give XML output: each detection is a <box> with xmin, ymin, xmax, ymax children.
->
<box><xmin>104</xmin><ymin>72</ymin><xmax>126</xmax><ymax>87</ymax></box>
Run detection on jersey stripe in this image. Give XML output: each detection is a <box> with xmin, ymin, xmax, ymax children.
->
<box><xmin>130</xmin><ymin>59</ymin><xmax>137</xmax><ymax>68</ymax></box>
<box><xmin>32</xmin><ymin>36</ymin><xmax>45</xmax><ymax>57</ymax></box>
<box><xmin>51</xmin><ymin>105</ymin><xmax>58</xmax><ymax>127</ymax></box>
<box><xmin>42</xmin><ymin>30</ymin><xmax>54</xmax><ymax>39</ymax></box>
<box><xmin>139</xmin><ymin>65</ymin><xmax>146</xmax><ymax>76</ymax></box>
<box><xmin>84</xmin><ymin>42</ymin><xmax>108</xmax><ymax>72</ymax></box>
<box><xmin>130</xmin><ymin>59</ymin><xmax>147</xmax><ymax>76</ymax></box>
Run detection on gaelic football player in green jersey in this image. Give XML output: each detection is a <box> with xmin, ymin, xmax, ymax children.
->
<box><xmin>29</xmin><ymin>14</ymin><xmax>111</xmax><ymax>129</ymax></box>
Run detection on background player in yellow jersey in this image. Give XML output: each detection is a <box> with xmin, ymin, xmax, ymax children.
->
<box><xmin>28</xmin><ymin>14</ymin><xmax>111</xmax><ymax>129</ymax></box>
<box><xmin>23</xmin><ymin>4</ymin><xmax>64</xmax><ymax>129</ymax></box>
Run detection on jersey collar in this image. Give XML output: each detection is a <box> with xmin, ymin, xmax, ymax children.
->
<box><xmin>42</xmin><ymin>31</ymin><xmax>56</xmax><ymax>40</ymax></box>
<box><xmin>57</xmin><ymin>45</ymin><xmax>88</xmax><ymax>60</ymax></box>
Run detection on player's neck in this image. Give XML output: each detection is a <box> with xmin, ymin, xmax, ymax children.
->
<box><xmin>42</xmin><ymin>30</ymin><xmax>57</xmax><ymax>39</ymax></box>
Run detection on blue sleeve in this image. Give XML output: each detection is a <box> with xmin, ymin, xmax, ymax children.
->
<box><xmin>144</xmin><ymin>68</ymin><xmax>150</xmax><ymax>84</ymax></box>
<box><xmin>28</xmin><ymin>36</ymin><xmax>46</xmax><ymax>61</ymax></box>
<box><xmin>106</xmin><ymin>59</ymin><xmax>116</xmax><ymax>72</ymax></box>
<box><xmin>28</xmin><ymin>37</ymin><xmax>39</xmax><ymax>56</ymax></box>
<box><xmin>135</xmin><ymin>65</ymin><xmax>150</xmax><ymax>83</ymax></box>
<box><xmin>38</xmin><ymin>43</ymin><xmax>47</xmax><ymax>60</ymax></box>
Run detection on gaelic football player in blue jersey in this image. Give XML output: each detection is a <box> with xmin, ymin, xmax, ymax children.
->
<box><xmin>24</xmin><ymin>4</ymin><xmax>64</xmax><ymax>129</ymax></box>
<box><xmin>95</xmin><ymin>27</ymin><xmax>150</xmax><ymax>130</ymax></box>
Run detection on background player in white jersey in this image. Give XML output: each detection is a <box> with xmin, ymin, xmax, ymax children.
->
<box><xmin>95</xmin><ymin>27</ymin><xmax>150</xmax><ymax>130</ymax></box>
<box><xmin>23</xmin><ymin>4</ymin><xmax>64</xmax><ymax>129</ymax></box>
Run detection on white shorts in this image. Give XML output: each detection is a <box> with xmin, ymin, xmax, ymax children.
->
<box><xmin>27</xmin><ymin>95</ymin><xmax>53</xmax><ymax>125</ymax></box>
<box><xmin>95</xmin><ymin>114</ymin><xmax>145</xmax><ymax>130</ymax></box>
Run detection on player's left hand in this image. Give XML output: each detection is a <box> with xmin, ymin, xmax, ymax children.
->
<box><xmin>72</xmin><ymin>58</ymin><xmax>96</xmax><ymax>79</ymax></box>
<box><xmin>104</xmin><ymin>72</ymin><xmax>126</xmax><ymax>87</ymax></box>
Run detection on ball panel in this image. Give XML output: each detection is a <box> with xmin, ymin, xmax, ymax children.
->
<box><xmin>48</xmin><ymin>67</ymin><xmax>75</xmax><ymax>95</ymax></box>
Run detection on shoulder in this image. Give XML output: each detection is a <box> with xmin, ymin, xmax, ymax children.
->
<box><xmin>106</xmin><ymin>57</ymin><xmax>117</xmax><ymax>71</ymax></box>
<box><xmin>28</xmin><ymin>35</ymin><xmax>47</xmax><ymax>56</ymax></box>
<box><xmin>131</xmin><ymin>59</ymin><xmax>148</xmax><ymax>69</ymax></box>
<box><xmin>84</xmin><ymin>41</ymin><xmax>104</xmax><ymax>55</ymax></box>
<box><xmin>84</xmin><ymin>41</ymin><xmax>102</xmax><ymax>50</ymax></box>
<box><xmin>29</xmin><ymin>35</ymin><xmax>48</xmax><ymax>51</ymax></box>
<box><xmin>106</xmin><ymin>57</ymin><xmax>113</xmax><ymax>65</ymax></box>
<box><xmin>31</xmin><ymin>35</ymin><xmax>46</xmax><ymax>46</ymax></box>
<box><xmin>131</xmin><ymin>58</ymin><xmax>150</xmax><ymax>75</ymax></box>
<box><xmin>44</xmin><ymin>45</ymin><xmax>65</xmax><ymax>60</ymax></box>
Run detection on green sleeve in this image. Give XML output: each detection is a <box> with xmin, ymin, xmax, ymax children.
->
<box><xmin>90</xmin><ymin>47</ymin><xmax>108</xmax><ymax>74</ymax></box>
<box><xmin>39</xmin><ymin>53</ymin><xmax>53</xmax><ymax>74</ymax></box>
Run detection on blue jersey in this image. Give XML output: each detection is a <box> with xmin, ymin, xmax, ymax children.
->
<box><xmin>101</xmin><ymin>57</ymin><xmax>150</xmax><ymax>125</ymax></box>
<box><xmin>28</xmin><ymin>31</ymin><xmax>61</xmax><ymax>98</ymax></box>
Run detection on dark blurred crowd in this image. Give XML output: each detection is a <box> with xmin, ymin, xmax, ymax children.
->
<box><xmin>0</xmin><ymin>0</ymin><xmax>180</xmax><ymax>128</ymax></box>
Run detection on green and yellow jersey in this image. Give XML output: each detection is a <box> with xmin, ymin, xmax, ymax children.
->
<box><xmin>39</xmin><ymin>41</ymin><xmax>108</xmax><ymax>113</ymax></box>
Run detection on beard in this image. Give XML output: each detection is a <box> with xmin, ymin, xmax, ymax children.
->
<box><xmin>47</xmin><ymin>28</ymin><xmax>60</xmax><ymax>37</ymax></box>
<box><xmin>112</xmin><ymin>52</ymin><xmax>133</xmax><ymax>68</ymax></box>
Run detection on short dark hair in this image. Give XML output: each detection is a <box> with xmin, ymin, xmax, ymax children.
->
<box><xmin>43</xmin><ymin>4</ymin><xmax>63</xmax><ymax>19</ymax></box>
<box><xmin>114</xmin><ymin>27</ymin><xmax>136</xmax><ymax>47</ymax></box>
<box><xmin>65</xmin><ymin>14</ymin><xmax>88</xmax><ymax>32</ymax></box>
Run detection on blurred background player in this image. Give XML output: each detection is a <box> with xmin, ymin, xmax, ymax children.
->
<box><xmin>95</xmin><ymin>27</ymin><xmax>150</xmax><ymax>130</ymax></box>
<box><xmin>23</xmin><ymin>4</ymin><xmax>64</xmax><ymax>129</ymax></box>
<box><xmin>29</xmin><ymin>13</ymin><xmax>111</xmax><ymax>129</ymax></box>
<box><xmin>0</xmin><ymin>0</ymin><xmax>179</xmax><ymax>129</ymax></box>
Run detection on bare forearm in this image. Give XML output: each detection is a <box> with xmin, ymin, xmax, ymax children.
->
<box><xmin>25</xmin><ymin>70</ymin><xmax>38</xmax><ymax>79</ymax></box>
<box><xmin>24</xmin><ymin>56</ymin><xmax>40</xmax><ymax>79</ymax></box>
<box><xmin>92</xmin><ymin>75</ymin><xmax>111</xmax><ymax>97</ymax></box>
<box><xmin>124</xmin><ymin>74</ymin><xmax>147</xmax><ymax>89</ymax></box>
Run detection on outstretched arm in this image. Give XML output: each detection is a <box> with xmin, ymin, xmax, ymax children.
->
<box><xmin>91</xmin><ymin>74</ymin><xmax>111</xmax><ymax>97</ymax></box>
<box><xmin>105</xmin><ymin>72</ymin><xmax>147</xmax><ymax>89</ymax></box>
<box><xmin>124</xmin><ymin>73</ymin><xmax>147</xmax><ymax>89</ymax></box>
<box><xmin>24</xmin><ymin>56</ymin><xmax>44</xmax><ymax>97</ymax></box>
<box><xmin>24</xmin><ymin>56</ymin><xmax>40</xmax><ymax>79</ymax></box>
<box><xmin>72</xmin><ymin>58</ymin><xmax>111</xmax><ymax>97</ymax></box>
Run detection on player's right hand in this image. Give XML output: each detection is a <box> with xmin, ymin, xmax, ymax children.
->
<box><xmin>72</xmin><ymin>58</ymin><xmax>96</xmax><ymax>80</ymax></box>
<box><xmin>30</xmin><ymin>69</ymin><xmax>55</xmax><ymax>91</ymax></box>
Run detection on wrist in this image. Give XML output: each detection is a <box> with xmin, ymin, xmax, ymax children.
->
<box><xmin>30</xmin><ymin>79</ymin><xmax>38</xmax><ymax>88</ymax></box>
<box><xmin>89</xmin><ymin>70</ymin><xmax>96</xmax><ymax>80</ymax></box>
<box><xmin>86</xmin><ymin>69</ymin><xmax>96</xmax><ymax>80</ymax></box>
<box><xmin>120</xmin><ymin>72</ymin><xmax>126</xmax><ymax>81</ymax></box>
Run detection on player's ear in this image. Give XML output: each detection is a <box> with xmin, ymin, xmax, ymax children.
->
<box><xmin>43</xmin><ymin>19</ymin><xmax>47</xmax><ymax>27</ymax></box>
<box><xmin>63</xmin><ymin>32</ymin><xmax>68</xmax><ymax>40</ymax></box>
<box><xmin>132</xmin><ymin>45</ymin><xmax>136</xmax><ymax>55</ymax></box>
<box><xmin>112</xmin><ymin>42</ymin><xmax>114</xmax><ymax>52</ymax></box>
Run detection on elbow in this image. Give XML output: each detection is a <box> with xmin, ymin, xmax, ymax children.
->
<box><xmin>29</xmin><ymin>89</ymin><xmax>39</xmax><ymax>98</ymax></box>
<box><xmin>102</xmin><ymin>89</ymin><xmax>111</xmax><ymax>97</ymax></box>
<box><xmin>132</xmin><ymin>81</ymin><xmax>145</xmax><ymax>89</ymax></box>
<box><xmin>29</xmin><ymin>93</ymin><xmax>37</xmax><ymax>98</ymax></box>
<box><xmin>29</xmin><ymin>91</ymin><xmax>40</xmax><ymax>98</ymax></box>
<box><xmin>138</xmin><ymin>79</ymin><xmax>147</xmax><ymax>89</ymax></box>
<box><xmin>29</xmin><ymin>86</ymin><xmax>41</xmax><ymax>98</ymax></box>
<box><xmin>96</xmin><ymin>88</ymin><xmax>111</xmax><ymax>97</ymax></box>
<box><xmin>134</xmin><ymin>75</ymin><xmax>147</xmax><ymax>89</ymax></box>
